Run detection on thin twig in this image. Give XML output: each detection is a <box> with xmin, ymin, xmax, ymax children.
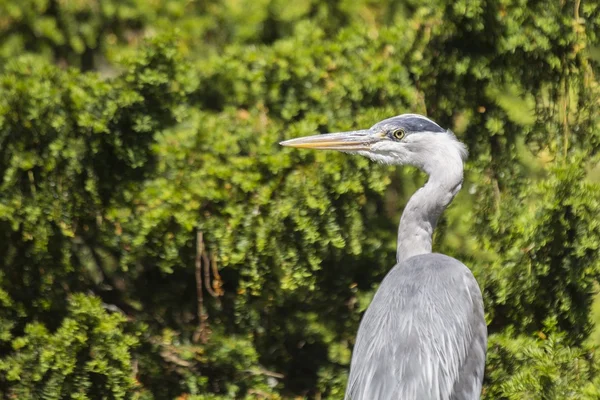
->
<box><xmin>193</xmin><ymin>231</ymin><xmax>209</xmax><ymax>344</ymax></box>
<box><xmin>160</xmin><ymin>348</ymin><xmax>192</xmax><ymax>367</ymax></box>
<box><xmin>211</xmin><ymin>251</ymin><xmax>224</xmax><ymax>297</ymax></box>
<box><xmin>202</xmin><ymin>250</ymin><xmax>219</xmax><ymax>298</ymax></box>
<box><xmin>245</xmin><ymin>368</ymin><xmax>285</xmax><ymax>379</ymax></box>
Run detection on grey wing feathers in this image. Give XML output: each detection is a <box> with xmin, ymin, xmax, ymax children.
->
<box><xmin>345</xmin><ymin>253</ymin><xmax>487</xmax><ymax>400</ymax></box>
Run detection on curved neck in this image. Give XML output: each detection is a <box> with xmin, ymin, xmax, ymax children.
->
<box><xmin>396</xmin><ymin>166</ymin><xmax>463</xmax><ymax>263</ymax></box>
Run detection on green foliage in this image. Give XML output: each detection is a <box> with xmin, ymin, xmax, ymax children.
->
<box><xmin>0</xmin><ymin>34</ymin><xmax>191</xmax><ymax>325</ymax></box>
<box><xmin>486</xmin><ymin>328</ymin><xmax>600</xmax><ymax>399</ymax></box>
<box><xmin>0</xmin><ymin>294</ymin><xmax>138</xmax><ymax>399</ymax></box>
<box><xmin>485</xmin><ymin>161</ymin><xmax>600</xmax><ymax>342</ymax></box>
<box><xmin>133</xmin><ymin>327</ymin><xmax>278</xmax><ymax>399</ymax></box>
<box><xmin>0</xmin><ymin>0</ymin><xmax>599</xmax><ymax>399</ymax></box>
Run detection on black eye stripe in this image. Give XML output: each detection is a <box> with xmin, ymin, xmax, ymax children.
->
<box><xmin>400</xmin><ymin>117</ymin><xmax>445</xmax><ymax>133</ymax></box>
<box><xmin>373</xmin><ymin>115</ymin><xmax>446</xmax><ymax>134</ymax></box>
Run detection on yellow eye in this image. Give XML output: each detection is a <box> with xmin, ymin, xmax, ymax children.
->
<box><xmin>392</xmin><ymin>129</ymin><xmax>406</xmax><ymax>140</ymax></box>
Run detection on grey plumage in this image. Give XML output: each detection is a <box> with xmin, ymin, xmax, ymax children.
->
<box><xmin>281</xmin><ymin>114</ymin><xmax>487</xmax><ymax>400</ymax></box>
<box><xmin>346</xmin><ymin>254</ymin><xmax>486</xmax><ymax>400</ymax></box>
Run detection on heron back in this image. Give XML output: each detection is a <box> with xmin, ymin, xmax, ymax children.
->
<box><xmin>345</xmin><ymin>253</ymin><xmax>487</xmax><ymax>400</ymax></box>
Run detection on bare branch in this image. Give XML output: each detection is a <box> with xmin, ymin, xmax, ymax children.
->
<box><xmin>193</xmin><ymin>231</ymin><xmax>210</xmax><ymax>344</ymax></box>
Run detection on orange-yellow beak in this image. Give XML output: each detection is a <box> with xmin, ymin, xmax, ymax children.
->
<box><xmin>280</xmin><ymin>129</ymin><xmax>383</xmax><ymax>151</ymax></box>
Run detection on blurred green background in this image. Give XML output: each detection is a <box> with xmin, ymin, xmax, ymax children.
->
<box><xmin>0</xmin><ymin>0</ymin><xmax>599</xmax><ymax>399</ymax></box>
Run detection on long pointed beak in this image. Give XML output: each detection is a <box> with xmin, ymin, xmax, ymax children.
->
<box><xmin>280</xmin><ymin>129</ymin><xmax>382</xmax><ymax>151</ymax></box>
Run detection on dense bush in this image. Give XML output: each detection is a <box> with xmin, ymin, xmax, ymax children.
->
<box><xmin>0</xmin><ymin>0</ymin><xmax>599</xmax><ymax>399</ymax></box>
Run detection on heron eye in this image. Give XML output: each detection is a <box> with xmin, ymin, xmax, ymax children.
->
<box><xmin>392</xmin><ymin>129</ymin><xmax>406</xmax><ymax>140</ymax></box>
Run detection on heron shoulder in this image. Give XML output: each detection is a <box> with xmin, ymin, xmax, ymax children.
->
<box><xmin>390</xmin><ymin>253</ymin><xmax>478</xmax><ymax>288</ymax></box>
<box><xmin>345</xmin><ymin>253</ymin><xmax>486</xmax><ymax>400</ymax></box>
<box><xmin>401</xmin><ymin>252</ymin><xmax>470</xmax><ymax>268</ymax></box>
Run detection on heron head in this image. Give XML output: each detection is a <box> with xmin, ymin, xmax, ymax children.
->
<box><xmin>280</xmin><ymin>114</ymin><xmax>467</xmax><ymax>174</ymax></box>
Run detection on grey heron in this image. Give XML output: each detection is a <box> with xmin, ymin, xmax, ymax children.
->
<box><xmin>280</xmin><ymin>114</ymin><xmax>487</xmax><ymax>400</ymax></box>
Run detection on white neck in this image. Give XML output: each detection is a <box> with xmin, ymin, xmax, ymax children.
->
<box><xmin>396</xmin><ymin>160</ymin><xmax>464</xmax><ymax>264</ymax></box>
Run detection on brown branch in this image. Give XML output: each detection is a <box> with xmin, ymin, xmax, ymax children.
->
<box><xmin>211</xmin><ymin>251</ymin><xmax>224</xmax><ymax>297</ymax></box>
<box><xmin>202</xmin><ymin>250</ymin><xmax>219</xmax><ymax>298</ymax></box>
<box><xmin>160</xmin><ymin>348</ymin><xmax>192</xmax><ymax>367</ymax></box>
<box><xmin>193</xmin><ymin>231</ymin><xmax>210</xmax><ymax>344</ymax></box>
<box><xmin>245</xmin><ymin>368</ymin><xmax>285</xmax><ymax>379</ymax></box>
<box><xmin>247</xmin><ymin>389</ymin><xmax>273</xmax><ymax>399</ymax></box>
